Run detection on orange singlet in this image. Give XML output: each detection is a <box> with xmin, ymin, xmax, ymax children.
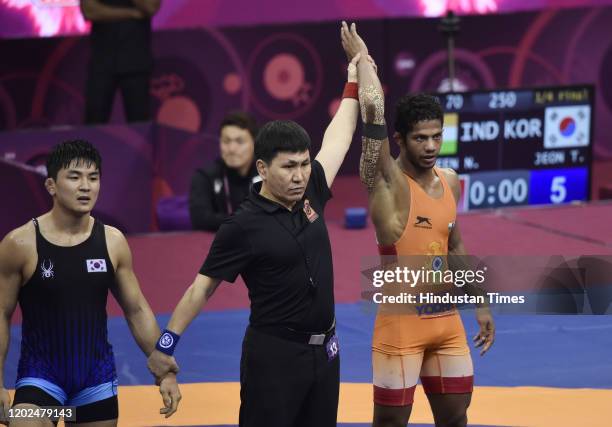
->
<box><xmin>371</xmin><ymin>167</ymin><xmax>473</xmax><ymax>407</ymax></box>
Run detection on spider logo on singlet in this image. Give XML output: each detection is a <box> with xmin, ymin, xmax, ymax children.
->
<box><xmin>41</xmin><ymin>260</ymin><xmax>54</xmax><ymax>279</ymax></box>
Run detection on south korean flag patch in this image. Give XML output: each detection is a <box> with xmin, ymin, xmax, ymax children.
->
<box><xmin>87</xmin><ymin>259</ymin><xmax>108</xmax><ymax>273</ymax></box>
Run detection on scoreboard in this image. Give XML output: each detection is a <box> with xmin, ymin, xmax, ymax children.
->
<box><xmin>435</xmin><ymin>85</ymin><xmax>593</xmax><ymax>211</ymax></box>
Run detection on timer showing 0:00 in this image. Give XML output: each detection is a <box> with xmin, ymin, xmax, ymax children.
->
<box><xmin>463</xmin><ymin>168</ymin><xmax>589</xmax><ymax>209</ymax></box>
<box><xmin>466</xmin><ymin>170</ymin><xmax>531</xmax><ymax>209</ymax></box>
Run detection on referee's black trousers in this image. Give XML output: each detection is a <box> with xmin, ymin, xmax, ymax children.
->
<box><xmin>239</xmin><ymin>326</ymin><xmax>340</xmax><ymax>427</ymax></box>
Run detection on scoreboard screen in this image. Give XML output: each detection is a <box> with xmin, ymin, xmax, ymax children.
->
<box><xmin>435</xmin><ymin>85</ymin><xmax>593</xmax><ymax>211</ymax></box>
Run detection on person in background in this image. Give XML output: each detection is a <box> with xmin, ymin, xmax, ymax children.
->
<box><xmin>189</xmin><ymin>111</ymin><xmax>260</xmax><ymax>231</ymax></box>
<box><xmin>80</xmin><ymin>0</ymin><xmax>161</xmax><ymax>124</ymax></box>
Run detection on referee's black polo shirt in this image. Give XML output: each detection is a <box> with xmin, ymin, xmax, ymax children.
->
<box><xmin>200</xmin><ymin>160</ymin><xmax>335</xmax><ymax>332</ymax></box>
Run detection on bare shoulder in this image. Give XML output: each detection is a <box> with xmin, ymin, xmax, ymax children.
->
<box><xmin>0</xmin><ymin>221</ymin><xmax>36</xmax><ymax>266</ymax></box>
<box><xmin>2</xmin><ymin>221</ymin><xmax>36</xmax><ymax>251</ymax></box>
<box><xmin>439</xmin><ymin>167</ymin><xmax>459</xmax><ymax>183</ymax></box>
<box><xmin>104</xmin><ymin>225</ymin><xmax>130</xmax><ymax>256</ymax></box>
<box><xmin>440</xmin><ymin>168</ymin><xmax>460</xmax><ymax>200</ymax></box>
<box><xmin>104</xmin><ymin>224</ymin><xmax>126</xmax><ymax>242</ymax></box>
<box><xmin>104</xmin><ymin>225</ymin><xmax>134</xmax><ymax>272</ymax></box>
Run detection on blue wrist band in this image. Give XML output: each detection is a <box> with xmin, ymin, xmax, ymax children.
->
<box><xmin>156</xmin><ymin>329</ymin><xmax>180</xmax><ymax>356</ymax></box>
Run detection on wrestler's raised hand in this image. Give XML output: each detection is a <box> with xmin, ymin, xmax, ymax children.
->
<box><xmin>341</xmin><ymin>21</ymin><xmax>368</xmax><ymax>61</ymax></box>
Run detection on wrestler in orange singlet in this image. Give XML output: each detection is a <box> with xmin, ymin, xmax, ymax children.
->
<box><xmin>341</xmin><ymin>22</ymin><xmax>496</xmax><ymax>427</ymax></box>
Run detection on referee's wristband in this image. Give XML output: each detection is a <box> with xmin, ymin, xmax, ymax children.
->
<box><xmin>155</xmin><ymin>329</ymin><xmax>181</xmax><ymax>356</ymax></box>
<box><xmin>342</xmin><ymin>82</ymin><xmax>358</xmax><ymax>100</ymax></box>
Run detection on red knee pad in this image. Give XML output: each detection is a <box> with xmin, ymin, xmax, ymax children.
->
<box><xmin>373</xmin><ymin>385</ymin><xmax>416</xmax><ymax>406</ymax></box>
<box><xmin>420</xmin><ymin>376</ymin><xmax>474</xmax><ymax>394</ymax></box>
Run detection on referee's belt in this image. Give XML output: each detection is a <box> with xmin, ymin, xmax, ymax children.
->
<box><xmin>254</xmin><ymin>319</ymin><xmax>336</xmax><ymax>346</ymax></box>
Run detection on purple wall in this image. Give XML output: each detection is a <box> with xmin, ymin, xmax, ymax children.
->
<box><xmin>4</xmin><ymin>0</ymin><xmax>612</xmax><ymax>38</ymax></box>
<box><xmin>0</xmin><ymin>124</ymin><xmax>154</xmax><ymax>234</ymax></box>
<box><xmin>151</xmin><ymin>0</ymin><xmax>612</xmax><ymax>29</ymax></box>
<box><xmin>1</xmin><ymin>5</ymin><xmax>612</xmax><ymax>234</ymax></box>
<box><xmin>1</xmin><ymin>6</ymin><xmax>612</xmax><ymax>162</ymax></box>
<box><xmin>0</xmin><ymin>121</ymin><xmax>223</xmax><ymax>234</ymax></box>
<box><xmin>0</xmin><ymin>159</ymin><xmax>51</xmax><ymax>238</ymax></box>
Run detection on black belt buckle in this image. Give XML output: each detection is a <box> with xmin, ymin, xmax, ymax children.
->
<box><xmin>255</xmin><ymin>320</ymin><xmax>335</xmax><ymax>346</ymax></box>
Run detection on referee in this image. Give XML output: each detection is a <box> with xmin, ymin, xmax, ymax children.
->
<box><xmin>147</xmin><ymin>50</ymin><xmax>364</xmax><ymax>426</ymax></box>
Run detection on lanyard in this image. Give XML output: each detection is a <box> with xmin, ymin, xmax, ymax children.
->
<box><xmin>223</xmin><ymin>173</ymin><xmax>233</xmax><ymax>215</ymax></box>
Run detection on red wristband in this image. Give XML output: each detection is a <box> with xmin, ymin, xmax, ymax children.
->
<box><xmin>342</xmin><ymin>82</ymin><xmax>358</xmax><ymax>100</ymax></box>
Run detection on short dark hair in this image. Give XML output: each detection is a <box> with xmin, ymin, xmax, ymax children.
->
<box><xmin>394</xmin><ymin>94</ymin><xmax>444</xmax><ymax>138</ymax></box>
<box><xmin>46</xmin><ymin>140</ymin><xmax>102</xmax><ymax>180</ymax></box>
<box><xmin>255</xmin><ymin>120</ymin><xmax>311</xmax><ymax>163</ymax></box>
<box><xmin>220</xmin><ymin>111</ymin><xmax>258</xmax><ymax>139</ymax></box>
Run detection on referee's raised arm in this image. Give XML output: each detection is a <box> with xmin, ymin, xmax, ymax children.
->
<box><xmin>315</xmin><ymin>49</ymin><xmax>362</xmax><ymax>188</ymax></box>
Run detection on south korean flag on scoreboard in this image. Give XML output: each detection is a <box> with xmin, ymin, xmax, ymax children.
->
<box><xmin>544</xmin><ymin>105</ymin><xmax>590</xmax><ymax>149</ymax></box>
